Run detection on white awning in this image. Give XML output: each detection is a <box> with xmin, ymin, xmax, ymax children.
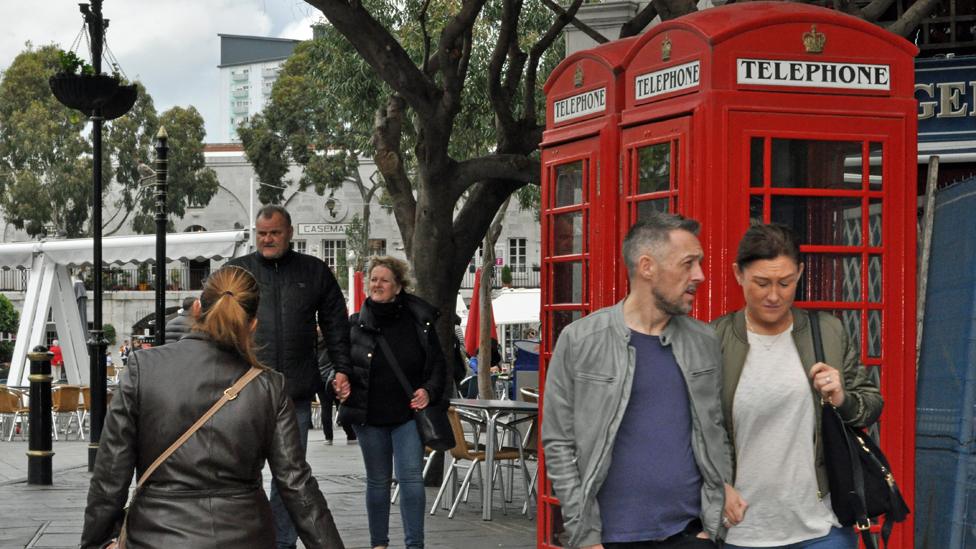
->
<box><xmin>0</xmin><ymin>230</ymin><xmax>248</xmax><ymax>269</ymax></box>
<box><xmin>491</xmin><ymin>288</ymin><xmax>540</xmax><ymax>325</ymax></box>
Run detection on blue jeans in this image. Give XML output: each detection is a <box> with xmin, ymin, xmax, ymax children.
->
<box><xmin>270</xmin><ymin>398</ymin><xmax>311</xmax><ymax>549</ymax></box>
<box><xmin>354</xmin><ymin>420</ymin><xmax>426</xmax><ymax>549</ymax></box>
<box><xmin>724</xmin><ymin>527</ymin><xmax>857</xmax><ymax>549</ymax></box>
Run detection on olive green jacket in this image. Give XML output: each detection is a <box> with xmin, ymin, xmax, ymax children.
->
<box><xmin>710</xmin><ymin>308</ymin><xmax>882</xmax><ymax>496</ymax></box>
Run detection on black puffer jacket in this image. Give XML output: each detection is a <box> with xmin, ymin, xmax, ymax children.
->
<box><xmin>341</xmin><ymin>293</ymin><xmax>447</xmax><ymax>426</ymax></box>
<box><xmin>227</xmin><ymin>250</ymin><xmax>351</xmax><ymax>401</ymax></box>
<box><xmin>163</xmin><ymin>312</ymin><xmax>193</xmax><ymax>344</ymax></box>
<box><xmin>80</xmin><ymin>334</ymin><xmax>345</xmax><ymax>549</ymax></box>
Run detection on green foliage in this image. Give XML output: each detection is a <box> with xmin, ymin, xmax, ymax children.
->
<box><xmin>345</xmin><ymin>214</ymin><xmax>368</xmax><ymax>270</ymax></box>
<box><xmin>102</xmin><ymin>323</ymin><xmax>117</xmax><ymax>346</ymax></box>
<box><xmin>56</xmin><ymin>49</ymin><xmax>93</xmax><ymax>76</ymax></box>
<box><xmin>0</xmin><ymin>294</ymin><xmax>18</xmax><ymax>364</ymax></box>
<box><xmin>501</xmin><ymin>265</ymin><xmax>513</xmax><ymax>285</ymax></box>
<box><xmin>137</xmin><ymin>263</ymin><xmax>150</xmax><ymax>285</ymax></box>
<box><xmin>240</xmin><ymin>22</ymin><xmax>391</xmax><ymax>204</ymax></box>
<box><xmin>0</xmin><ymin>44</ymin><xmax>218</xmax><ymax>238</ymax></box>
<box><xmin>128</xmin><ymin>106</ymin><xmax>218</xmax><ymax>233</ymax></box>
<box><xmin>0</xmin><ymin>44</ymin><xmax>91</xmax><ymax>237</ymax></box>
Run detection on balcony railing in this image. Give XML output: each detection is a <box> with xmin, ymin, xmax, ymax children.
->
<box><xmin>0</xmin><ymin>266</ymin><xmax>212</xmax><ymax>292</ymax></box>
<box><xmin>458</xmin><ymin>266</ymin><xmax>540</xmax><ymax>289</ymax></box>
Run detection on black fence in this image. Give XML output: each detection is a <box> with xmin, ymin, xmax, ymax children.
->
<box><xmin>459</xmin><ymin>266</ymin><xmax>540</xmax><ymax>289</ymax></box>
<box><xmin>0</xmin><ymin>266</ymin><xmax>212</xmax><ymax>292</ymax></box>
<box><xmin>2</xmin><ymin>264</ymin><xmax>542</xmax><ymax>292</ymax></box>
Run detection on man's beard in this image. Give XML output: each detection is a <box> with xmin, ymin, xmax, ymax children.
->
<box><xmin>652</xmin><ymin>285</ymin><xmax>694</xmax><ymax>317</ymax></box>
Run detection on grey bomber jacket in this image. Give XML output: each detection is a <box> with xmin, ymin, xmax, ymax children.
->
<box><xmin>542</xmin><ymin>301</ymin><xmax>733</xmax><ymax>547</ymax></box>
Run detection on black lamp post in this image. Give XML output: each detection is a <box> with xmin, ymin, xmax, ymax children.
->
<box><xmin>154</xmin><ymin>127</ymin><xmax>168</xmax><ymax>346</ymax></box>
<box><xmin>48</xmin><ymin>0</ymin><xmax>137</xmax><ymax>471</ymax></box>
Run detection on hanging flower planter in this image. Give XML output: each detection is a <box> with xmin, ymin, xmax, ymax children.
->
<box><xmin>49</xmin><ymin>73</ymin><xmax>119</xmax><ymax>113</ymax></box>
<box><xmin>101</xmin><ymin>83</ymin><xmax>138</xmax><ymax>120</ymax></box>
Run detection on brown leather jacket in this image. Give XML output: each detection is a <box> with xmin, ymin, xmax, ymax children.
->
<box><xmin>81</xmin><ymin>333</ymin><xmax>345</xmax><ymax>549</ymax></box>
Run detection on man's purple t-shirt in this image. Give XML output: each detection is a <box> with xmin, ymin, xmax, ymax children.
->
<box><xmin>596</xmin><ymin>331</ymin><xmax>702</xmax><ymax>543</ymax></box>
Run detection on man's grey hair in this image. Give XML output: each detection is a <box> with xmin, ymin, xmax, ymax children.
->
<box><xmin>622</xmin><ymin>212</ymin><xmax>701</xmax><ymax>276</ymax></box>
<box><xmin>256</xmin><ymin>204</ymin><xmax>292</xmax><ymax>225</ymax></box>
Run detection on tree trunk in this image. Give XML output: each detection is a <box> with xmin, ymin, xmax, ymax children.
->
<box><xmin>477</xmin><ymin>198</ymin><xmax>509</xmax><ymax>399</ymax></box>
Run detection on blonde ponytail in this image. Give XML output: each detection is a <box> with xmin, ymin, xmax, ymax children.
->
<box><xmin>195</xmin><ymin>266</ymin><xmax>264</xmax><ymax>370</ymax></box>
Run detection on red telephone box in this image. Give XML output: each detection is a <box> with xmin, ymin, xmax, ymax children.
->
<box><xmin>538</xmin><ymin>3</ymin><xmax>918</xmax><ymax>548</ymax></box>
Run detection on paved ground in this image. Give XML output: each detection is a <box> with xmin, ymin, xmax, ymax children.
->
<box><xmin>0</xmin><ymin>428</ymin><xmax>536</xmax><ymax>548</ymax></box>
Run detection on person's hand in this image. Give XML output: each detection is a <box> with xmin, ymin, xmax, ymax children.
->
<box><xmin>332</xmin><ymin>372</ymin><xmax>351</xmax><ymax>401</ymax></box>
<box><xmin>809</xmin><ymin>362</ymin><xmax>845</xmax><ymax>407</ymax></box>
<box><xmin>723</xmin><ymin>483</ymin><xmax>748</xmax><ymax>527</ymax></box>
<box><xmin>581</xmin><ymin>545</ymin><xmax>604</xmax><ymax>549</ymax></box>
<box><xmin>410</xmin><ymin>388</ymin><xmax>429</xmax><ymax>410</ymax></box>
<box><xmin>102</xmin><ymin>539</ymin><xmax>118</xmax><ymax>549</ymax></box>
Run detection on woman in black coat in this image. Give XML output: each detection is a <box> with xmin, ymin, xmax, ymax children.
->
<box><xmin>81</xmin><ymin>266</ymin><xmax>345</xmax><ymax>549</ymax></box>
<box><xmin>340</xmin><ymin>256</ymin><xmax>446</xmax><ymax>549</ymax></box>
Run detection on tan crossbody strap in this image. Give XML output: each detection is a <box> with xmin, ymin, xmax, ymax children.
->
<box><xmin>135</xmin><ymin>366</ymin><xmax>264</xmax><ymax>487</ymax></box>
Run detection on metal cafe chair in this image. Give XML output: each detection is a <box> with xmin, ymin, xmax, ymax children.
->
<box><xmin>52</xmin><ymin>385</ymin><xmax>83</xmax><ymax>440</ymax></box>
<box><xmin>0</xmin><ymin>386</ymin><xmax>29</xmax><ymax>441</ymax></box>
<box><xmin>429</xmin><ymin>406</ymin><xmax>530</xmax><ymax>519</ymax></box>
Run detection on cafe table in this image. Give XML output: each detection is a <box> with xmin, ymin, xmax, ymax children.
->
<box><xmin>449</xmin><ymin>398</ymin><xmax>539</xmax><ymax>520</ymax></box>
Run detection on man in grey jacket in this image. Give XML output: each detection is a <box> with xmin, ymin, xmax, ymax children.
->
<box><xmin>542</xmin><ymin>212</ymin><xmax>747</xmax><ymax>549</ymax></box>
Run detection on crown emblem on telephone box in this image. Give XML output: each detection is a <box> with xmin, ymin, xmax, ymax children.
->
<box><xmin>803</xmin><ymin>25</ymin><xmax>826</xmax><ymax>54</ymax></box>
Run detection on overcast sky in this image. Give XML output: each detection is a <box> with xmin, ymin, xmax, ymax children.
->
<box><xmin>0</xmin><ymin>0</ymin><xmax>321</xmax><ymax>141</ymax></box>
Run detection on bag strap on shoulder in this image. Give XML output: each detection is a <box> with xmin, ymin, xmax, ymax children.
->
<box><xmin>135</xmin><ymin>366</ymin><xmax>264</xmax><ymax>487</ymax></box>
<box><xmin>811</xmin><ymin>311</ymin><xmax>877</xmax><ymax>547</ymax></box>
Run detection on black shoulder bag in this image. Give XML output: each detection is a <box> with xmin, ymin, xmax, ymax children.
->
<box><xmin>374</xmin><ymin>335</ymin><xmax>456</xmax><ymax>451</ymax></box>
<box><xmin>809</xmin><ymin>311</ymin><xmax>909</xmax><ymax>549</ymax></box>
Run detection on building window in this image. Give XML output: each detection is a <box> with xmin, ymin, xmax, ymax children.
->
<box><xmin>367</xmin><ymin>238</ymin><xmax>386</xmax><ymax>257</ymax></box>
<box><xmin>293</xmin><ymin>240</ymin><xmax>307</xmax><ymax>254</ymax></box>
<box><xmin>508</xmin><ymin>238</ymin><xmax>527</xmax><ymax>272</ymax></box>
<box><xmin>321</xmin><ymin>239</ymin><xmax>347</xmax><ymax>271</ymax></box>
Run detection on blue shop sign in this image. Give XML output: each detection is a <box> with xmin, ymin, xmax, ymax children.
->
<box><xmin>915</xmin><ymin>55</ymin><xmax>976</xmax><ymax>147</ymax></box>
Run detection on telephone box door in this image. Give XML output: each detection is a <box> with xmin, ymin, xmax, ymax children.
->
<box><xmin>727</xmin><ymin>111</ymin><xmax>914</xmax><ymax>547</ymax></box>
<box><xmin>618</xmin><ymin>117</ymin><xmax>692</xmax><ymax>301</ymax></box>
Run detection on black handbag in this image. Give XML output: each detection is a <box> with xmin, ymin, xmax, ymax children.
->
<box><xmin>809</xmin><ymin>311</ymin><xmax>909</xmax><ymax>549</ymax></box>
<box><xmin>375</xmin><ymin>335</ymin><xmax>456</xmax><ymax>451</ymax></box>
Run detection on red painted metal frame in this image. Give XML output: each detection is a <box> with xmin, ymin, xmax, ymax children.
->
<box><xmin>538</xmin><ymin>4</ymin><xmax>917</xmax><ymax>548</ymax></box>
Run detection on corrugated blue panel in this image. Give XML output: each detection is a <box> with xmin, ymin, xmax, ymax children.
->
<box><xmin>916</xmin><ymin>176</ymin><xmax>976</xmax><ymax>549</ymax></box>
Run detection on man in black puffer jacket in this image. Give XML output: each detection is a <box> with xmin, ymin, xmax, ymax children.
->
<box><xmin>227</xmin><ymin>205</ymin><xmax>351</xmax><ymax>549</ymax></box>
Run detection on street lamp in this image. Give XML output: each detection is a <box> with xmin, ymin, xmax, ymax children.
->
<box><xmin>154</xmin><ymin>128</ymin><xmax>168</xmax><ymax>346</ymax></box>
<box><xmin>48</xmin><ymin>0</ymin><xmax>137</xmax><ymax>471</ymax></box>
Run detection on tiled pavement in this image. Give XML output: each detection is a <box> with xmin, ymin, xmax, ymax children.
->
<box><xmin>0</xmin><ymin>428</ymin><xmax>536</xmax><ymax>549</ymax></box>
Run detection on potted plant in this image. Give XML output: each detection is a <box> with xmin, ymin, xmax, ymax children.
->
<box><xmin>49</xmin><ymin>51</ymin><xmax>137</xmax><ymax>120</ymax></box>
<box><xmin>501</xmin><ymin>265</ymin><xmax>513</xmax><ymax>288</ymax></box>
<box><xmin>137</xmin><ymin>263</ymin><xmax>151</xmax><ymax>291</ymax></box>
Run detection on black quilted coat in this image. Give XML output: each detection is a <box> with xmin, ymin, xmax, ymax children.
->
<box><xmin>227</xmin><ymin>249</ymin><xmax>351</xmax><ymax>401</ymax></box>
<box><xmin>340</xmin><ymin>293</ymin><xmax>448</xmax><ymax>426</ymax></box>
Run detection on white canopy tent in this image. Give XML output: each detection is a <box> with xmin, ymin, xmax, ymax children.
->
<box><xmin>1</xmin><ymin>230</ymin><xmax>248</xmax><ymax>386</ymax></box>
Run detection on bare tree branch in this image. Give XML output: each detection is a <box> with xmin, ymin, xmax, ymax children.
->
<box><xmin>419</xmin><ymin>0</ymin><xmax>433</xmax><ymax>75</ymax></box>
<box><xmin>620</xmin><ymin>2</ymin><xmax>659</xmax><ymax>38</ymax></box>
<box><xmin>488</xmin><ymin>0</ymin><xmax>521</xmax><ymax>136</ymax></box>
<box><xmin>449</xmin><ymin>154</ymin><xmax>540</xmax><ymax>199</ymax></box>
<box><xmin>525</xmin><ymin>0</ymin><xmax>585</xmax><ymax>129</ymax></box>
<box><xmin>887</xmin><ymin>0</ymin><xmax>941</xmax><ymax>36</ymax></box>
<box><xmin>651</xmin><ymin>0</ymin><xmax>697</xmax><ymax>21</ymax></box>
<box><xmin>855</xmin><ymin>0</ymin><xmax>897</xmax><ymax>22</ymax></box>
<box><xmin>371</xmin><ymin>95</ymin><xmax>416</xmax><ymax>255</ymax></box>
<box><xmin>541</xmin><ymin>0</ymin><xmax>610</xmax><ymax>44</ymax></box>
<box><xmin>307</xmin><ymin>0</ymin><xmax>440</xmax><ymax>121</ymax></box>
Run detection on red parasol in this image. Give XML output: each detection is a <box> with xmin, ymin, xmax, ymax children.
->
<box><xmin>464</xmin><ymin>268</ymin><xmax>498</xmax><ymax>357</ymax></box>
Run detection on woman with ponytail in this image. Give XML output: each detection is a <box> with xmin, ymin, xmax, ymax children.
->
<box><xmin>81</xmin><ymin>266</ymin><xmax>345</xmax><ymax>549</ymax></box>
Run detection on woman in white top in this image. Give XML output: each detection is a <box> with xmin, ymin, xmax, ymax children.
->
<box><xmin>711</xmin><ymin>223</ymin><xmax>883</xmax><ymax>549</ymax></box>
